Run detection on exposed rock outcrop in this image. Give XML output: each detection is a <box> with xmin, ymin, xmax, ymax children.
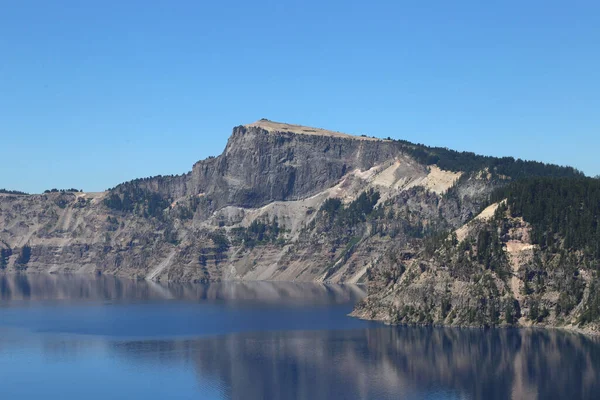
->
<box><xmin>0</xmin><ymin>120</ymin><xmax>458</xmax><ymax>283</ymax></box>
<box><xmin>2</xmin><ymin>119</ymin><xmax>597</xmax><ymax>333</ymax></box>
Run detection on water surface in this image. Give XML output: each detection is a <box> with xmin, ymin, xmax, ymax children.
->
<box><xmin>0</xmin><ymin>274</ymin><xmax>598</xmax><ymax>399</ymax></box>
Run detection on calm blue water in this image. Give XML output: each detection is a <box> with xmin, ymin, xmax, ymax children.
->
<box><xmin>0</xmin><ymin>274</ymin><xmax>599</xmax><ymax>399</ymax></box>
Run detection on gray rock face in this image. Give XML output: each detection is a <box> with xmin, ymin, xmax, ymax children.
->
<box><xmin>201</xmin><ymin>125</ymin><xmax>400</xmax><ymax>206</ymax></box>
<box><xmin>0</xmin><ymin>120</ymin><xmax>484</xmax><ymax>286</ymax></box>
<box><xmin>174</xmin><ymin>124</ymin><xmax>400</xmax><ymax>208</ymax></box>
<box><xmin>112</xmin><ymin>123</ymin><xmax>403</xmax><ymax>211</ymax></box>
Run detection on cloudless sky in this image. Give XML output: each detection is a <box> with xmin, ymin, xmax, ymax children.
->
<box><xmin>1</xmin><ymin>0</ymin><xmax>599</xmax><ymax>193</ymax></box>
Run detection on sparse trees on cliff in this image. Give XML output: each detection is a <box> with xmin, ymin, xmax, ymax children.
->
<box><xmin>16</xmin><ymin>245</ymin><xmax>31</xmax><ymax>268</ymax></box>
<box><xmin>0</xmin><ymin>248</ymin><xmax>12</xmax><ymax>269</ymax></box>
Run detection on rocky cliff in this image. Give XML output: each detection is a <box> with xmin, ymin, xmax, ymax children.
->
<box><xmin>2</xmin><ymin>119</ymin><xmax>597</xmax><ymax>333</ymax></box>
<box><xmin>0</xmin><ymin>119</ymin><xmax>439</xmax><ymax>283</ymax></box>
<box><xmin>352</xmin><ymin>182</ymin><xmax>600</xmax><ymax>335</ymax></box>
<box><xmin>120</xmin><ymin>120</ymin><xmax>404</xmax><ymax>207</ymax></box>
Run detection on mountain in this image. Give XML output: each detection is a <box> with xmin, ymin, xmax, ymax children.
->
<box><xmin>353</xmin><ymin>177</ymin><xmax>600</xmax><ymax>334</ymax></box>
<box><xmin>1</xmin><ymin>119</ymin><xmax>598</xmax><ymax>333</ymax></box>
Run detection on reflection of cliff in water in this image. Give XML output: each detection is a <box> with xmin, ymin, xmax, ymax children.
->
<box><xmin>111</xmin><ymin>328</ymin><xmax>600</xmax><ymax>400</ymax></box>
<box><xmin>362</xmin><ymin>327</ymin><xmax>600</xmax><ymax>400</ymax></box>
<box><xmin>0</xmin><ymin>274</ymin><xmax>365</xmax><ymax>304</ymax></box>
<box><xmin>2</xmin><ymin>274</ymin><xmax>598</xmax><ymax>399</ymax></box>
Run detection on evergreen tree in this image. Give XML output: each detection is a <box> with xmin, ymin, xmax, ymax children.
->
<box><xmin>16</xmin><ymin>245</ymin><xmax>31</xmax><ymax>266</ymax></box>
<box><xmin>0</xmin><ymin>248</ymin><xmax>11</xmax><ymax>269</ymax></box>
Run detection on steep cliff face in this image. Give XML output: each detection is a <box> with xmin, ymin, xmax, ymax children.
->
<box><xmin>0</xmin><ymin>120</ymin><xmax>553</xmax><ymax>284</ymax></box>
<box><xmin>189</xmin><ymin>122</ymin><xmax>403</xmax><ymax>208</ymax></box>
<box><xmin>110</xmin><ymin>121</ymin><xmax>404</xmax><ymax>209</ymax></box>
<box><xmin>353</xmin><ymin>197</ymin><xmax>600</xmax><ymax>335</ymax></box>
<box><xmin>1</xmin><ymin>120</ymin><xmax>438</xmax><ymax>283</ymax></box>
<box><xmin>2</xmin><ymin>118</ymin><xmax>596</xmax><ymax>332</ymax></box>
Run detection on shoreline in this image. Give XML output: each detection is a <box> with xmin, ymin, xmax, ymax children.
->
<box><xmin>3</xmin><ymin>270</ymin><xmax>598</xmax><ymax>337</ymax></box>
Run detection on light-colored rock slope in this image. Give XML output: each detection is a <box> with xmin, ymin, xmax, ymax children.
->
<box><xmin>245</xmin><ymin>119</ymin><xmax>383</xmax><ymax>141</ymax></box>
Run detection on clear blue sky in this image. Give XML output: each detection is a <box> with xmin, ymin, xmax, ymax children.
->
<box><xmin>1</xmin><ymin>0</ymin><xmax>599</xmax><ymax>193</ymax></box>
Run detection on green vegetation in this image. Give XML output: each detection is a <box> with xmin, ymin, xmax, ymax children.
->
<box><xmin>408</xmin><ymin>175</ymin><xmax>600</xmax><ymax>328</ymax></box>
<box><xmin>475</xmin><ymin>225</ymin><xmax>509</xmax><ymax>276</ymax></box>
<box><xmin>44</xmin><ymin>188</ymin><xmax>82</xmax><ymax>193</ymax></box>
<box><xmin>578</xmin><ymin>279</ymin><xmax>600</xmax><ymax>325</ymax></box>
<box><xmin>199</xmin><ymin>248</ymin><xmax>208</xmax><ymax>267</ymax></box>
<box><xmin>504</xmin><ymin>300</ymin><xmax>520</xmax><ymax>325</ymax></box>
<box><xmin>394</xmin><ymin>139</ymin><xmax>583</xmax><ymax>178</ymax></box>
<box><xmin>319</xmin><ymin>189</ymin><xmax>381</xmax><ymax>226</ymax></box>
<box><xmin>492</xmin><ymin>177</ymin><xmax>600</xmax><ymax>258</ymax></box>
<box><xmin>320</xmin><ymin>198</ymin><xmax>342</xmax><ymax>219</ymax></box>
<box><xmin>104</xmin><ymin>186</ymin><xmax>170</xmax><ymax>219</ymax></box>
<box><xmin>208</xmin><ymin>232</ymin><xmax>230</xmax><ymax>264</ymax></box>
<box><xmin>493</xmin><ymin>177</ymin><xmax>600</xmax><ymax>325</ymax></box>
<box><xmin>0</xmin><ymin>189</ymin><xmax>29</xmax><ymax>195</ymax></box>
<box><xmin>163</xmin><ymin>226</ymin><xmax>179</xmax><ymax>245</ymax></box>
<box><xmin>210</xmin><ymin>232</ymin><xmax>230</xmax><ymax>253</ymax></box>
<box><xmin>0</xmin><ymin>248</ymin><xmax>12</xmax><ymax>269</ymax></box>
<box><xmin>106</xmin><ymin>216</ymin><xmax>120</xmax><ymax>231</ymax></box>
<box><xmin>54</xmin><ymin>196</ymin><xmax>71</xmax><ymax>209</ymax></box>
<box><xmin>16</xmin><ymin>245</ymin><xmax>31</xmax><ymax>268</ymax></box>
<box><xmin>107</xmin><ymin>174</ymin><xmax>187</xmax><ymax>192</ymax></box>
<box><xmin>103</xmin><ymin>174</ymin><xmax>190</xmax><ymax>218</ymax></box>
<box><xmin>424</xmin><ymin>223</ymin><xmax>509</xmax><ymax>283</ymax></box>
<box><xmin>232</xmin><ymin>219</ymin><xmax>283</xmax><ymax>248</ymax></box>
<box><xmin>322</xmin><ymin>236</ymin><xmax>362</xmax><ymax>281</ymax></box>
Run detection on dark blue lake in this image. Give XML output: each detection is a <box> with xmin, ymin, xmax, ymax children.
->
<box><xmin>0</xmin><ymin>274</ymin><xmax>599</xmax><ymax>399</ymax></box>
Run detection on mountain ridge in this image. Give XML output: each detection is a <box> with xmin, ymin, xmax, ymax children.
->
<box><xmin>244</xmin><ymin>119</ymin><xmax>385</xmax><ymax>141</ymax></box>
<box><xmin>1</xmin><ymin>120</ymin><xmax>598</xmax><ymax>334</ymax></box>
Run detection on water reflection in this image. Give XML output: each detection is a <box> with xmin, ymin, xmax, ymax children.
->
<box><xmin>1</xmin><ymin>275</ymin><xmax>599</xmax><ymax>399</ymax></box>
<box><xmin>6</xmin><ymin>327</ymin><xmax>598</xmax><ymax>400</ymax></box>
<box><xmin>107</xmin><ymin>328</ymin><xmax>600</xmax><ymax>400</ymax></box>
<box><xmin>0</xmin><ymin>273</ymin><xmax>366</xmax><ymax>304</ymax></box>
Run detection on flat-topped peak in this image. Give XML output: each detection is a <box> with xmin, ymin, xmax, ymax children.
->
<box><xmin>244</xmin><ymin>119</ymin><xmax>382</xmax><ymax>141</ymax></box>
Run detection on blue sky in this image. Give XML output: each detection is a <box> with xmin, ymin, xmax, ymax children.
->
<box><xmin>1</xmin><ymin>0</ymin><xmax>599</xmax><ymax>193</ymax></box>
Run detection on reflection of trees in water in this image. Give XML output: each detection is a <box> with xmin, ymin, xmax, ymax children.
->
<box><xmin>0</xmin><ymin>274</ymin><xmax>365</xmax><ymax>304</ymax></box>
<box><xmin>2</xmin><ymin>275</ymin><xmax>598</xmax><ymax>399</ymax></box>
<box><xmin>365</xmin><ymin>327</ymin><xmax>600</xmax><ymax>399</ymax></box>
<box><xmin>110</xmin><ymin>328</ymin><xmax>600</xmax><ymax>400</ymax></box>
<box><xmin>112</xmin><ymin>331</ymin><xmax>400</xmax><ymax>400</ymax></box>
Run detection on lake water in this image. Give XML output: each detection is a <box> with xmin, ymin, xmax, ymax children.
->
<box><xmin>0</xmin><ymin>274</ymin><xmax>599</xmax><ymax>400</ymax></box>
